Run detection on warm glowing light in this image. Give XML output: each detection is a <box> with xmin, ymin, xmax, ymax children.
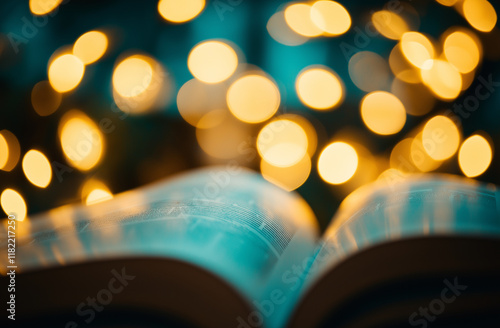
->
<box><xmin>296</xmin><ymin>66</ymin><xmax>343</xmax><ymax>110</ymax></box>
<box><xmin>227</xmin><ymin>74</ymin><xmax>280</xmax><ymax>123</ymax></box>
<box><xmin>113</xmin><ymin>56</ymin><xmax>153</xmax><ymax>97</ymax></box>
<box><xmin>411</xmin><ymin>132</ymin><xmax>442</xmax><ymax>172</ymax></box>
<box><xmin>257</xmin><ymin>120</ymin><xmax>308</xmax><ymax>167</ymax></box>
<box><xmin>458</xmin><ymin>135</ymin><xmax>492</xmax><ymax>177</ymax></box>
<box><xmin>422</xmin><ymin>115</ymin><xmax>460</xmax><ymax>161</ymax></box>
<box><xmin>360</xmin><ymin>91</ymin><xmax>406</xmax><ymax>135</ymax></box>
<box><xmin>177</xmin><ymin>79</ymin><xmax>227</xmax><ymax>128</ymax></box>
<box><xmin>48</xmin><ymin>54</ymin><xmax>85</xmax><ymax>93</ymax></box>
<box><xmin>318</xmin><ymin>142</ymin><xmax>358</xmax><ymax>184</ymax></box>
<box><xmin>436</xmin><ymin>0</ymin><xmax>458</xmax><ymax>6</ymax></box>
<box><xmin>420</xmin><ymin>59</ymin><xmax>462</xmax><ymax>100</ymax></box>
<box><xmin>29</xmin><ymin>0</ymin><xmax>62</xmax><ymax>15</ymax></box>
<box><xmin>372</xmin><ymin>10</ymin><xmax>409</xmax><ymax>40</ymax></box>
<box><xmin>58</xmin><ymin>110</ymin><xmax>104</xmax><ymax>171</ymax></box>
<box><xmin>349</xmin><ymin>51</ymin><xmax>391</xmax><ymax>92</ymax></box>
<box><xmin>0</xmin><ymin>130</ymin><xmax>21</xmax><ymax>172</ymax></box>
<box><xmin>73</xmin><ymin>31</ymin><xmax>108</xmax><ymax>65</ymax></box>
<box><xmin>188</xmin><ymin>40</ymin><xmax>238</xmax><ymax>84</ymax></box>
<box><xmin>389</xmin><ymin>44</ymin><xmax>421</xmax><ymax>84</ymax></box>
<box><xmin>400</xmin><ymin>32</ymin><xmax>435</xmax><ymax>69</ymax></box>
<box><xmin>284</xmin><ymin>3</ymin><xmax>323</xmax><ymax>37</ymax></box>
<box><xmin>81</xmin><ymin>180</ymin><xmax>113</xmax><ymax>205</ymax></box>
<box><xmin>31</xmin><ymin>81</ymin><xmax>62</xmax><ymax>116</ymax></box>
<box><xmin>1</xmin><ymin>189</ymin><xmax>27</xmax><ymax>221</ymax></box>
<box><xmin>112</xmin><ymin>54</ymin><xmax>168</xmax><ymax>114</ymax></box>
<box><xmin>196</xmin><ymin>110</ymin><xmax>250</xmax><ymax>159</ymax></box>
<box><xmin>261</xmin><ymin>155</ymin><xmax>311</xmax><ymax>191</ymax></box>
<box><xmin>390</xmin><ymin>138</ymin><xmax>416</xmax><ymax>173</ymax></box>
<box><xmin>462</xmin><ymin>0</ymin><xmax>497</xmax><ymax>33</ymax></box>
<box><xmin>158</xmin><ymin>0</ymin><xmax>205</xmax><ymax>23</ymax></box>
<box><xmin>22</xmin><ymin>150</ymin><xmax>52</xmax><ymax>188</ymax></box>
<box><xmin>267</xmin><ymin>11</ymin><xmax>309</xmax><ymax>46</ymax></box>
<box><xmin>310</xmin><ymin>1</ymin><xmax>351</xmax><ymax>36</ymax></box>
<box><xmin>280</xmin><ymin>114</ymin><xmax>318</xmax><ymax>157</ymax></box>
<box><xmin>443</xmin><ymin>31</ymin><xmax>480</xmax><ymax>73</ymax></box>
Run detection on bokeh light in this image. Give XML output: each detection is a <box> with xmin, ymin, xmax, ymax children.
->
<box><xmin>422</xmin><ymin>115</ymin><xmax>460</xmax><ymax>161</ymax></box>
<box><xmin>22</xmin><ymin>150</ymin><xmax>52</xmax><ymax>188</ymax></box>
<box><xmin>187</xmin><ymin>40</ymin><xmax>238</xmax><ymax>84</ymax></box>
<box><xmin>462</xmin><ymin>0</ymin><xmax>497</xmax><ymax>33</ymax></box>
<box><xmin>411</xmin><ymin>132</ymin><xmax>442</xmax><ymax>172</ymax></box>
<box><xmin>267</xmin><ymin>10</ymin><xmax>308</xmax><ymax>46</ymax></box>
<box><xmin>318</xmin><ymin>142</ymin><xmax>358</xmax><ymax>185</ymax></box>
<box><xmin>372</xmin><ymin>10</ymin><xmax>409</xmax><ymax>40</ymax></box>
<box><xmin>458</xmin><ymin>134</ymin><xmax>493</xmax><ymax>177</ymax></box>
<box><xmin>310</xmin><ymin>1</ymin><xmax>351</xmax><ymax>36</ymax></box>
<box><xmin>58</xmin><ymin>110</ymin><xmax>105</xmax><ymax>171</ymax></box>
<box><xmin>0</xmin><ymin>130</ymin><xmax>21</xmax><ymax>172</ymax></box>
<box><xmin>227</xmin><ymin>73</ymin><xmax>280</xmax><ymax>123</ymax></box>
<box><xmin>360</xmin><ymin>91</ymin><xmax>406</xmax><ymax>135</ymax></box>
<box><xmin>73</xmin><ymin>31</ymin><xmax>108</xmax><ymax>65</ymax></box>
<box><xmin>261</xmin><ymin>155</ymin><xmax>311</xmax><ymax>191</ymax></box>
<box><xmin>112</xmin><ymin>54</ymin><xmax>169</xmax><ymax>114</ymax></box>
<box><xmin>443</xmin><ymin>30</ymin><xmax>481</xmax><ymax>73</ymax></box>
<box><xmin>82</xmin><ymin>179</ymin><xmax>114</xmax><ymax>205</ymax></box>
<box><xmin>31</xmin><ymin>81</ymin><xmax>62</xmax><ymax>116</ymax></box>
<box><xmin>284</xmin><ymin>3</ymin><xmax>323</xmax><ymax>37</ymax></box>
<box><xmin>296</xmin><ymin>66</ymin><xmax>344</xmax><ymax>110</ymax></box>
<box><xmin>257</xmin><ymin>119</ymin><xmax>308</xmax><ymax>167</ymax></box>
<box><xmin>29</xmin><ymin>0</ymin><xmax>62</xmax><ymax>15</ymax></box>
<box><xmin>158</xmin><ymin>0</ymin><xmax>205</xmax><ymax>23</ymax></box>
<box><xmin>1</xmin><ymin>189</ymin><xmax>27</xmax><ymax>221</ymax></box>
<box><xmin>400</xmin><ymin>32</ymin><xmax>435</xmax><ymax>69</ymax></box>
<box><xmin>349</xmin><ymin>51</ymin><xmax>391</xmax><ymax>92</ymax></box>
<box><xmin>420</xmin><ymin>59</ymin><xmax>462</xmax><ymax>100</ymax></box>
<box><xmin>48</xmin><ymin>54</ymin><xmax>85</xmax><ymax>93</ymax></box>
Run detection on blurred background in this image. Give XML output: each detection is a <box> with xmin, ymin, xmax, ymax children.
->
<box><xmin>0</xmin><ymin>0</ymin><xmax>499</xmax><ymax>231</ymax></box>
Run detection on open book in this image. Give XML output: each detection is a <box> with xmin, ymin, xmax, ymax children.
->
<box><xmin>1</xmin><ymin>167</ymin><xmax>500</xmax><ymax>328</ymax></box>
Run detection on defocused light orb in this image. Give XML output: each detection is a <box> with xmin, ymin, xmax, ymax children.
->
<box><xmin>113</xmin><ymin>56</ymin><xmax>153</xmax><ymax>97</ymax></box>
<box><xmin>284</xmin><ymin>3</ymin><xmax>323</xmax><ymax>37</ymax></box>
<box><xmin>443</xmin><ymin>31</ymin><xmax>480</xmax><ymax>73</ymax></box>
<box><xmin>436</xmin><ymin>0</ymin><xmax>458</xmax><ymax>6</ymax></box>
<box><xmin>188</xmin><ymin>40</ymin><xmax>238</xmax><ymax>84</ymax></box>
<box><xmin>349</xmin><ymin>51</ymin><xmax>390</xmax><ymax>92</ymax></box>
<box><xmin>422</xmin><ymin>115</ymin><xmax>460</xmax><ymax>160</ymax></box>
<box><xmin>310</xmin><ymin>1</ymin><xmax>351</xmax><ymax>36</ymax></box>
<box><xmin>389</xmin><ymin>44</ymin><xmax>421</xmax><ymax>84</ymax></box>
<box><xmin>31</xmin><ymin>81</ymin><xmax>62</xmax><ymax>116</ymax></box>
<box><xmin>29</xmin><ymin>0</ymin><xmax>62</xmax><ymax>15</ymax></box>
<box><xmin>317</xmin><ymin>142</ymin><xmax>358</xmax><ymax>185</ymax></box>
<box><xmin>462</xmin><ymin>0</ymin><xmax>497</xmax><ymax>32</ymax></box>
<box><xmin>360</xmin><ymin>91</ymin><xmax>406</xmax><ymax>135</ymax></box>
<box><xmin>1</xmin><ymin>189</ymin><xmax>27</xmax><ymax>221</ymax></box>
<box><xmin>459</xmin><ymin>135</ymin><xmax>492</xmax><ymax>177</ymax></box>
<box><xmin>158</xmin><ymin>0</ymin><xmax>205</xmax><ymax>23</ymax></box>
<box><xmin>113</xmin><ymin>54</ymin><xmax>169</xmax><ymax>114</ymax></box>
<box><xmin>296</xmin><ymin>66</ymin><xmax>343</xmax><ymax>110</ymax></box>
<box><xmin>73</xmin><ymin>31</ymin><xmax>108</xmax><ymax>65</ymax></box>
<box><xmin>390</xmin><ymin>138</ymin><xmax>417</xmax><ymax>173</ymax></box>
<box><xmin>48</xmin><ymin>54</ymin><xmax>85</xmax><ymax>93</ymax></box>
<box><xmin>0</xmin><ymin>130</ymin><xmax>21</xmax><ymax>172</ymax></box>
<box><xmin>372</xmin><ymin>10</ymin><xmax>409</xmax><ymax>40</ymax></box>
<box><xmin>177</xmin><ymin>79</ymin><xmax>227</xmax><ymax>128</ymax></box>
<box><xmin>267</xmin><ymin>11</ymin><xmax>309</xmax><ymax>46</ymax></box>
<box><xmin>22</xmin><ymin>150</ymin><xmax>52</xmax><ymax>188</ymax></box>
<box><xmin>227</xmin><ymin>74</ymin><xmax>280</xmax><ymax>123</ymax></box>
<box><xmin>411</xmin><ymin>132</ymin><xmax>442</xmax><ymax>172</ymax></box>
<box><xmin>86</xmin><ymin>189</ymin><xmax>113</xmax><ymax>205</ymax></box>
<box><xmin>280</xmin><ymin>114</ymin><xmax>318</xmax><ymax>157</ymax></box>
<box><xmin>58</xmin><ymin>110</ymin><xmax>104</xmax><ymax>171</ymax></box>
<box><xmin>196</xmin><ymin>110</ymin><xmax>250</xmax><ymax>159</ymax></box>
<box><xmin>261</xmin><ymin>155</ymin><xmax>311</xmax><ymax>191</ymax></box>
<box><xmin>257</xmin><ymin>119</ymin><xmax>308</xmax><ymax>167</ymax></box>
<box><xmin>420</xmin><ymin>59</ymin><xmax>462</xmax><ymax>100</ymax></box>
<box><xmin>400</xmin><ymin>32</ymin><xmax>435</xmax><ymax>68</ymax></box>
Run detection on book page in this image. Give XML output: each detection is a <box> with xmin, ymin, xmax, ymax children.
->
<box><xmin>303</xmin><ymin>174</ymin><xmax>500</xmax><ymax>289</ymax></box>
<box><xmin>0</xmin><ymin>166</ymin><xmax>319</xmax><ymax>328</ymax></box>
